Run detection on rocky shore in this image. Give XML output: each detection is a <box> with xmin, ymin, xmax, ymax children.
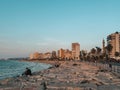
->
<box><xmin>0</xmin><ymin>60</ymin><xmax>120</xmax><ymax>90</ymax></box>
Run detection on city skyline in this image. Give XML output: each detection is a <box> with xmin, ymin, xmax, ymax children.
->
<box><xmin>0</xmin><ymin>0</ymin><xmax>120</xmax><ymax>58</ymax></box>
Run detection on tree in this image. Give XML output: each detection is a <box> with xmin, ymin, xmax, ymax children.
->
<box><xmin>115</xmin><ymin>52</ymin><xmax>119</xmax><ymax>57</ymax></box>
<box><xmin>91</xmin><ymin>48</ymin><xmax>96</xmax><ymax>55</ymax></box>
<box><xmin>80</xmin><ymin>50</ymin><xmax>87</xmax><ymax>60</ymax></box>
<box><xmin>96</xmin><ymin>47</ymin><xmax>102</xmax><ymax>54</ymax></box>
<box><xmin>106</xmin><ymin>44</ymin><xmax>113</xmax><ymax>59</ymax></box>
<box><xmin>107</xmin><ymin>35</ymin><xmax>112</xmax><ymax>41</ymax></box>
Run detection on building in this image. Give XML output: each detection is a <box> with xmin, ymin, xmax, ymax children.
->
<box><xmin>72</xmin><ymin>43</ymin><xmax>80</xmax><ymax>60</ymax></box>
<box><xmin>43</xmin><ymin>52</ymin><xmax>52</xmax><ymax>59</ymax></box>
<box><xmin>30</xmin><ymin>52</ymin><xmax>42</xmax><ymax>59</ymax></box>
<box><xmin>58</xmin><ymin>48</ymin><xmax>65</xmax><ymax>59</ymax></box>
<box><xmin>64</xmin><ymin>49</ymin><xmax>72</xmax><ymax>60</ymax></box>
<box><xmin>30</xmin><ymin>52</ymin><xmax>51</xmax><ymax>60</ymax></box>
<box><xmin>107</xmin><ymin>32</ymin><xmax>120</xmax><ymax>57</ymax></box>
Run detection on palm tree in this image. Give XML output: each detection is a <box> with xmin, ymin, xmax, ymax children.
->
<box><xmin>96</xmin><ymin>47</ymin><xmax>102</xmax><ymax>54</ymax></box>
<box><xmin>91</xmin><ymin>48</ymin><xmax>96</xmax><ymax>55</ymax></box>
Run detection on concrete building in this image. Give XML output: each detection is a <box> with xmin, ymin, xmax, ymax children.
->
<box><xmin>43</xmin><ymin>52</ymin><xmax>52</xmax><ymax>59</ymax></box>
<box><xmin>72</xmin><ymin>43</ymin><xmax>80</xmax><ymax>60</ymax></box>
<box><xmin>58</xmin><ymin>48</ymin><xmax>65</xmax><ymax>59</ymax></box>
<box><xmin>30</xmin><ymin>52</ymin><xmax>51</xmax><ymax>60</ymax></box>
<box><xmin>107</xmin><ymin>32</ymin><xmax>120</xmax><ymax>57</ymax></box>
<box><xmin>30</xmin><ymin>52</ymin><xmax>42</xmax><ymax>59</ymax></box>
<box><xmin>64</xmin><ymin>49</ymin><xmax>72</xmax><ymax>60</ymax></box>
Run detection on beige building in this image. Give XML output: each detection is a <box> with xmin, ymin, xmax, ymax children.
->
<box><xmin>72</xmin><ymin>43</ymin><xmax>80</xmax><ymax>60</ymax></box>
<box><xmin>43</xmin><ymin>52</ymin><xmax>52</xmax><ymax>59</ymax></box>
<box><xmin>30</xmin><ymin>52</ymin><xmax>42</xmax><ymax>59</ymax></box>
<box><xmin>64</xmin><ymin>49</ymin><xmax>72</xmax><ymax>60</ymax></box>
<box><xmin>58</xmin><ymin>48</ymin><xmax>65</xmax><ymax>59</ymax></box>
<box><xmin>107</xmin><ymin>32</ymin><xmax>120</xmax><ymax>57</ymax></box>
<box><xmin>30</xmin><ymin>52</ymin><xmax>51</xmax><ymax>60</ymax></box>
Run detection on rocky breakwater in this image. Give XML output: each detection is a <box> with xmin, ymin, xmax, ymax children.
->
<box><xmin>0</xmin><ymin>61</ymin><xmax>120</xmax><ymax>90</ymax></box>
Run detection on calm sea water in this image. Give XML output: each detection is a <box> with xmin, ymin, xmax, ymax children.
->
<box><xmin>0</xmin><ymin>60</ymin><xmax>51</xmax><ymax>80</ymax></box>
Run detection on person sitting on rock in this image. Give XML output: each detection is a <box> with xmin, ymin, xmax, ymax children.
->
<box><xmin>22</xmin><ymin>67</ymin><xmax>32</xmax><ymax>76</ymax></box>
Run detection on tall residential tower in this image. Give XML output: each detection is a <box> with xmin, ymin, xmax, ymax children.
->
<box><xmin>72</xmin><ymin>43</ymin><xmax>80</xmax><ymax>60</ymax></box>
<box><xmin>107</xmin><ymin>32</ymin><xmax>120</xmax><ymax>57</ymax></box>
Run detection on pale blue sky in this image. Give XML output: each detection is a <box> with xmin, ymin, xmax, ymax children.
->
<box><xmin>0</xmin><ymin>0</ymin><xmax>120</xmax><ymax>58</ymax></box>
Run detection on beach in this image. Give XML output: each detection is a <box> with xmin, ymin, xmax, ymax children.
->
<box><xmin>0</xmin><ymin>60</ymin><xmax>120</xmax><ymax>90</ymax></box>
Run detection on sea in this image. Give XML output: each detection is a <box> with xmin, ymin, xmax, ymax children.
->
<box><xmin>0</xmin><ymin>60</ymin><xmax>52</xmax><ymax>80</ymax></box>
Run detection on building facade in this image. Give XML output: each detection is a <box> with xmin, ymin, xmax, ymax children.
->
<box><xmin>107</xmin><ymin>32</ymin><xmax>120</xmax><ymax>57</ymax></box>
<box><xmin>64</xmin><ymin>49</ymin><xmax>72</xmax><ymax>60</ymax></box>
<box><xmin>30</xmin><ymin>52</ymin><xmax>43</xmax><ymax>60</ymax></box>
<box><xmin>58</xmin><ymin>48</ymin><xmax>65</xmax><ymax>59</ymax></box>
<box><xmin>72</xmin><ymin>43</ymin><xmax>80</xmax><ymax>60</ymax></box>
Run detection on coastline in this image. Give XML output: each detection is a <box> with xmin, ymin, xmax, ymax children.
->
<box><xmin>0</xmin><ymin>60</ymin><xmax>120</xmax><ymax>90</ymax></box>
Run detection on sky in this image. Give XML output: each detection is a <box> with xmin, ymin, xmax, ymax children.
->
<box><xmin>0</xmin><ymin>0</ymin><xmax>120</xmax><ymax>58</ymax></box>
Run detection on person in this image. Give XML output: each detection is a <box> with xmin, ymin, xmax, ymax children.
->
<box><xmin>109</xmin><ymin>63</ymin><xmax>112</xmax><ymax>71</ymax></box>
<box><xmin>22</xmin><ymin>67</ymin><xmax>32</xmax><ymax>76</ymax></box>
<box><xmin>41</xmin><ymin>78</ymin><xmax>47</xmax><ymax>90</ymax></box>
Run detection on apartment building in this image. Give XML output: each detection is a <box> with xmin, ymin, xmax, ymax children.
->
<box><xmin>58</xmin><ymin>48</ymin><xmax>65</xmax><ymax>59</ymax></box>
<box><xmin>107</xmin><ymin>32</ymin><xmax>120</xmax><ymax>57</ymax></box>
<box><xmin>72</xmin><ymin>43</ymin><xmax>80</xmax><ymax>60</ymax></box>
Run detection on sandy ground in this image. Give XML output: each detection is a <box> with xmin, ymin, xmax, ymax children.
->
<box><xmin>0</xmin><ymin>60</ymin><xmax>120</xmax><ymax>90</ymax></box>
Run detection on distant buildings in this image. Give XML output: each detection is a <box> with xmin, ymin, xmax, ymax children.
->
<box><xmin>58</xmin><ymin>49</ymin><xmax>72</xmax><ymax>60</ymax></box>
<box><xmin>57</xmin><ymin>43</ymin><xmax>80</xmax><ymax>60</ymax></box>
<box><xmin>58</xmin><ymin>48</ymin><xmax>65</xmax><ymax>59</ymax></box>
<box><xmin>30</xmin><ymin>52</ymin><xmax>41</xmax><ymax>59</ymax></box>
<box><xmin>30</xmin><ymin>42</ymin><xmax>80</xmax><ymax>60</ymax></box>
<box><xmin>44</xmin><ymin>52</ymin><xmax>52</xmax><ymax>59</ymax></box>
<box><xmin>107</xmin><ymin>32</ymin><xmax>120</xmax><ymax>57</ymax></box>
<box><xmin>72</xmin><ymin>43</ymin><xmax>80</xmax><ymax>60</ymax></box>
<box><xmin>30</xmin><ymin>52</ymin><xmax>51</xmax><ymax>60</ymax></box>
<box><xmin>64</xmin><ymin>49</ymin><xmax>72</xmax><ymax>60</ymax></box>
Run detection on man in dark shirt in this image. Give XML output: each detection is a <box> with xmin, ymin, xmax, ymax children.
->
<box><xmin>22</xmin><ymin>67</ymin><xmax>32</xmax><ymax>76</ymax></box>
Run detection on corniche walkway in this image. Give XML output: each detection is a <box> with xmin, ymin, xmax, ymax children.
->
<box><xmin>0</xmin><ymin>60</ymin><xmax>120</xmax><ymax>90</ymax></box>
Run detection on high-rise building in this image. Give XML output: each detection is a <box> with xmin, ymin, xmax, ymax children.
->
<box><xmin>58</xmin><ymin>48</ymin><xmax>65</xmax><ymax>59</ymax></box>
<box><xmin>72</xmin><ymin>43</ymin><xmax>80</xmax><ymax>60</ymax></box>
<box><xmin>107</xmin><ymin>32</ymin><xmax>120</xmax><ymax>57</ymax></box>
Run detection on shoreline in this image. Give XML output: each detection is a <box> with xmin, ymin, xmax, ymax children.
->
<box><xmin>0</xmin><ymin>60</ymin><xmax>54</xmax><ymax>81</ymax></box>
<box><xmin>0</xmin><ymin>60</ymin><xmax>120</xmax><ymax>90</ymax></box>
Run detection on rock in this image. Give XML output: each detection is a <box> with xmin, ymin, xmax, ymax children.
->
<box><xmin>81</xmin><ymin>80</ymin><xmax>89</xmax><ymax>84</ymax></box>
<box><xmin>73</xmin><ymin>63</ymin><xmax>77</xmax><ymax>66</ymax></box>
